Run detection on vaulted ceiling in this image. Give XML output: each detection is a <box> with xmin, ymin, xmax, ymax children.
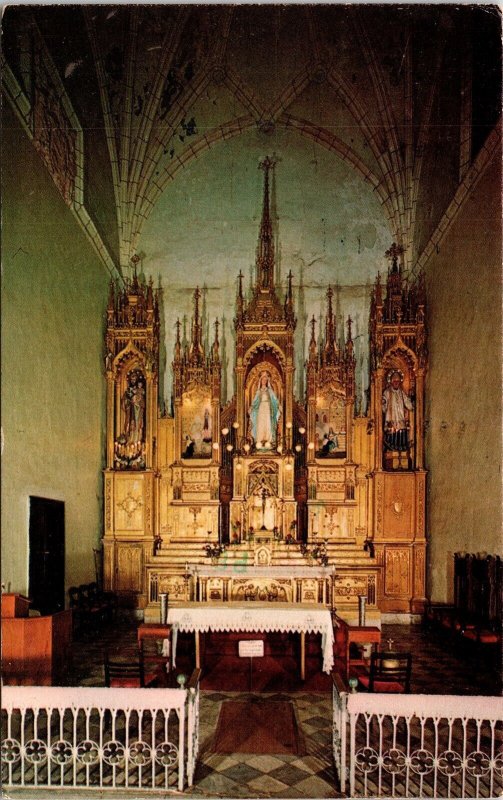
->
<box><xmin>2</xmin><ymin>4</ymin><xmax>501</xmax><ymax>397</ymax></box>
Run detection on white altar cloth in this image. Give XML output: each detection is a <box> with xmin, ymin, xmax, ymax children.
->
<box><xmin>167</xmin><ymin>602</ymin><xmax>335</xmax><ymax>673</ymax></box>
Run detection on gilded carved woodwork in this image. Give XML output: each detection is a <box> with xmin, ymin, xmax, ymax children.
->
<box><xmin>384</xmin><ymin>548</ymin><xmax>411</xmax><ymax>597</ymax></box>
<box><xmin>366</xmin><ymin>250</ymin><xmax>428</xmax><ymax>613</ymax></box>
<box><xmin>116</xmin><ymin>544</ymin><xmax>143</xmax><ymax>593</ymax></box>
<box><xmin>103</xmin><ymin>168</ymin><xmax>428</xmax><ymax>618</ymax></box>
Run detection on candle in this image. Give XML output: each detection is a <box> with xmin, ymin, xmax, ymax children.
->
<box><xmin>185</xmin><ymin>561</ymin><xmax>189</xmax><ymax>574</ymax></box>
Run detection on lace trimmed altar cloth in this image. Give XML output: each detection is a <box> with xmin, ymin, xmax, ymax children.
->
<box><xmin>167</xmin><ymin>602</ymin><xmax>335</xmax><ymax>673</ymax></box>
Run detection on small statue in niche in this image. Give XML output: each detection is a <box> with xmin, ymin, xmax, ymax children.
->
<box><xmin>249</xmin><ymin>370</ymin><xmax>280</xmax><ymax>449</ymax></box>
<box><xmin>122</xmin><ymin>370</ymin><xmax>146</xmax><ymax>444</ymax></box>
<box><xmin>202</xmin><ymin>408</ymin><xmax>212</xmax><ymax>444</ymax></box>
<box><xmin>321</xmin><ymin>427</ymin><xmax>338</xmax><ymax>456</ymax></box>
<box><xmin>382</xmin><ymin>370</ymin><xmax>413</xmax><ymax>452</ymax></box>
<box><xmin>173</xmin><ymin>478</ymin><xmax>182</xmax><ymax>500</ymax></box>
<box><xmin>182</xmin><ymin>435</ymin><xmax>195</xmax><ymax>458</ymax></box>
<box><xmin>210</xmin><ymin>474</ymin><xmax>220</xmax><ymax>500</ymax></box>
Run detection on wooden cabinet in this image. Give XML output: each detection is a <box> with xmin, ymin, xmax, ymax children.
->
<box><xmin>1</xmin><ymin>610</ymin><xmax>73</xmax><ymax>685</ymax></box>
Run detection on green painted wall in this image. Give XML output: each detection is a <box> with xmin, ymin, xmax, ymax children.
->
<box><xmin>1</xmin><ymin>104</ymin><xmax>109</xmax><ymax>600</ymax></box>
<box><xmin>425</xmin><ymin>151</ymin><xmax>502</xmax><ymax>601</ymax></box>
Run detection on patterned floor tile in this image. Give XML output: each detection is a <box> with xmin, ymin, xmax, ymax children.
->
<box><xmin>244</xmin><ymin>754</ymin><xmax>287</xmax><ymax>772</ymax></box>
<box><xmin>219</xmin><ymin>762</ymin><xmax>264</xmax><ymax>784</ymax></box>
<box><xmin>293</xmin><ymin>774</ymin><xmax>340</xmax><ymax>797</ymax></box>
<box><xmin>277</xmin><ymin>788</ymin><xmax>315</xmax><ymax>799</ymax></box>
<box><xmin>268</xmin><ymin>763</ymin><xmax>311</xmax><ymax>784</ymax></box>
<box><xmin>191</xmin><ymin>771</ymin><xmax>242</xmax><ymax>795</ymax></box>
<box><xmin>202</xmin><ymin>754</ymin><xmax>240</xmax><ymax>771</ymax></box>
<box><xmin>246</xmin><ymin>773</ymin><xmax>290</xmax><ymax>793</ymax></box>
<box><xmin>291</xmin><ymin>754</ymin><xmax>325</xmax><ymax>773</ymax></box>
<box><xmin>302</xmin><ymin>713</ymin><xmax>331</xmax><ymax>729</ymax></box>
<box><xmin>308</xmin><ymin>729</ymin><xmax>332</xmax><ymax>746</ymax></box>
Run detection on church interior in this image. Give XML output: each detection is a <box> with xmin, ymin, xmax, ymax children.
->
<box><xmin>2</xmin><ymin>4</ymin><xmax>502</xmax><ymax>799</ymax></box>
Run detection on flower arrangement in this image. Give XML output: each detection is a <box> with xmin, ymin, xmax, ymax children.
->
<box><xmin>300</xmin><ymin>540</ymin><xmax>329</xmax><ymax>566</ymax></box>
<box><xmin>204</xmin><ymin>543</ymin><xmax>226</xmax><ymax>560</ymax></box>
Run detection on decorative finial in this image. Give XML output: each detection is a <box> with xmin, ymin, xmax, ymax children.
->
<box><xmin>385</xmin><ymin>242</ymin><xmax>404</xmax><ymax>272</ymax></box>
<box><xmin>256</xmin><ymin>156</ymin><xmax>277</xmax><ymax>290</ymax></box>
<box><xmin>325</xmin><ymin>285</ymin><xmax>336</xmax><ymax>352</ymax></box>
<box><xmin>285</xmin><ymin>270</ymin><xmax>294</xmax><ymax>317</ymax></box>
<box><xmin>188</xmin><ymin>287</ymin><xmax>204</xmax><ymax>362</ymax></box>
<box><xmin>308</xmin><ymin>314</ymin><xmax>317</xmax><ymax>359</ymax></box>
<box><xmin>212</xmin><ymin>318</ymin><xmax>220</xmax><ymax>361</ymax></box>
<box><xmin>174</xmin><ymin>318</ymin><xmax>181</xmax><ymax>360</ymax></box>
<box><xmin>131</xmin><ymin>253</ymin><xmax>140</xmax><ymax>277</ymax></box>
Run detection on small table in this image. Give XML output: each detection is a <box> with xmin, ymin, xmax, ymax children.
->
<box><xmin>137</xmin><ymin>623</ymin><xmax>172</xmax><ymax>671</ymax></box>
<box><xmin>137</xmin><ymin>622</ymin><xmax>171</xmax><ymax>645</ymax></box>
<box><xmin>346</xmin><ymin>625</ymin><xmax>381</xmax><ymax>676</ymax></box>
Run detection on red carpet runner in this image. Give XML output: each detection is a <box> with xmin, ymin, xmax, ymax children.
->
<box><xmin>212</xmin><ymin>698</ymin><xmax>306</xmax><ymax>755</ymax></box>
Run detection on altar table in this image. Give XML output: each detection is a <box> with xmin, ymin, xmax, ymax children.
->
<box><xmin>167</xmin><ymin>602</ymin><xmax>335</xmax><ymax>679</ymax></box>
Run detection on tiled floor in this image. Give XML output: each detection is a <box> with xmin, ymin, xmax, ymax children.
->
<box><xmin>192</xmin><ymin>691</ymin><xmax>338</xmax><ymax>798</ymax></box>
<box><xmin>66</xmin><ymin>616</ymin><xmax>501</xmax><ymax>798</ymax></box>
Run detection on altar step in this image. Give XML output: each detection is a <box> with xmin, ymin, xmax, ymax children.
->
<box><xmin>153</xmin><ymin>538</ymin><xmax>375</xmax><ymax>568</ymax></box>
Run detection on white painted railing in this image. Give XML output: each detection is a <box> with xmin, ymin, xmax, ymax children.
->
<box><xmin>2</xmin><ymin>681</ymin><xmax>200</xmax><ymax>793</ymax></box>
<box><xmin>333</xmin><ymin>680</ymin><xmax>503</xmax><ymax>798</ymax></box>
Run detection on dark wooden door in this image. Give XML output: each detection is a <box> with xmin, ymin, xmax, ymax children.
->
<box><xmin>29</xmin><ymin>496</ymin><xmax>65</xmax><ymax>615</ymax></box>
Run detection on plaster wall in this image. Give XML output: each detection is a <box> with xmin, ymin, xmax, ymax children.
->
<box><xmin>424</xmin><ymin>149</ymin><xmax>502</xmax><ymax>602</ymax></box>
<box><xmin>1</xmin><ymin>104</ymin><xmax>109</xmax><ymax>598</ymax></box>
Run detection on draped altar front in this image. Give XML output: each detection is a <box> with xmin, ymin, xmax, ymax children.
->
<box><xmin>168</xmin><ymin>602</ymin><xmax>335</xmax><ymax>674</ymax></box>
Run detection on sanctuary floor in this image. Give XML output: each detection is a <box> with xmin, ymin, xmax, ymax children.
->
<box><xmin>61</xmin><ymin>615</ymin><xmax>501</xmax><ymax>799</ymax></box>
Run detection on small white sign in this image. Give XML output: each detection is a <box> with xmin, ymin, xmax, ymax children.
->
<box><xmin>238</xmin><ymin>640</ymin><xmax>264</xmax><ymax>658</ymax></box>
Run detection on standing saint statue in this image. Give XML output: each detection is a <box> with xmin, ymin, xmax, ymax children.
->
<box><xmin>122</xmin><ymin>371</ymin><xmax>146</xmax><ymax>444</ymax></box>
<box><xmin>382</xmin><ymin>370</ymin><xmax>413</xmax><ymax>451</ymax></box>
<box><xmin>249</xmin><ymin>370</ymin><xmax>280</xmax><ymax>448</ymax></box>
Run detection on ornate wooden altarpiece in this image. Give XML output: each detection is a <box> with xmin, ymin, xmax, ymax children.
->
<box><xmin>103</xmin><ymin>159</ymin><xmax>428</xmax><ymax>623</ymax></box>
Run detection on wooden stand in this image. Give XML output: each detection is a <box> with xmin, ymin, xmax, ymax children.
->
<box><xmin>2</xmin><ymin>610</ymin><xmax>73</xmax><ymax>685</ymax></box>
<box><xmin>1</xmin><ymin>593</ymin><xmax>30</xmax><ymax>618</ymax></box>
<box><xmin>333</xmin><ymin>617</ymin><xmax>381</xmax><ymax>678</ymax></box>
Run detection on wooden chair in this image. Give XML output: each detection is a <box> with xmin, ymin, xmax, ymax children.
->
<box><xmin>104</xmin><ymin>650</ymin><xmax>147</xmax><ymax>688</ymax></box>
<box><xmin>138</xmin><ymin>638</ymin><xmax>170</xmax><ymax>687</ymax></box>
<box><xmin>137</xmin><ymin>623</ymin><xmax>171</xmax><ymax>675</ymax></box>
<box><xmin>357</xmin><ymin>651</ymin><xmax>412</xmax><ymax>693</ymax></box>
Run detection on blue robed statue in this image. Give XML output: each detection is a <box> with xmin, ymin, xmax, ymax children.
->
<box><xmin>249</xmin><ymin>371</ymin><xmax>280</xmax><ymax>449</ymax></box>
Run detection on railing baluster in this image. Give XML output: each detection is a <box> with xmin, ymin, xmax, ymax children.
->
<box><xmin>349</xmin><ymin>711</ymin><xmax>357</xmax><ymax>797</ymax></box>
<box><xmin>2</xmin><ymin>686</ymin><xmax>195</xmax><ymax>793</ymax></box>
<box><xmin>461</xmin><ymin>717</ymin><xmax>468</xmax><ymax>799</ymax></box>
<box><xmin>178</xmin><ymin>703</ymin><xmax>185</xmax><ymax>792</ymax></box>
<box><xmin>334</xmin><ymin>690</ymin><xmax>502</xmax><ymax>798</ymax></box>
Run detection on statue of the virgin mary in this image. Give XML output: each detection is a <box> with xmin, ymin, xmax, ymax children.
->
<box><xmin>249</xmin><ymin>370</ymin><xmax>280</xmax><ymax>449</ymax></box>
